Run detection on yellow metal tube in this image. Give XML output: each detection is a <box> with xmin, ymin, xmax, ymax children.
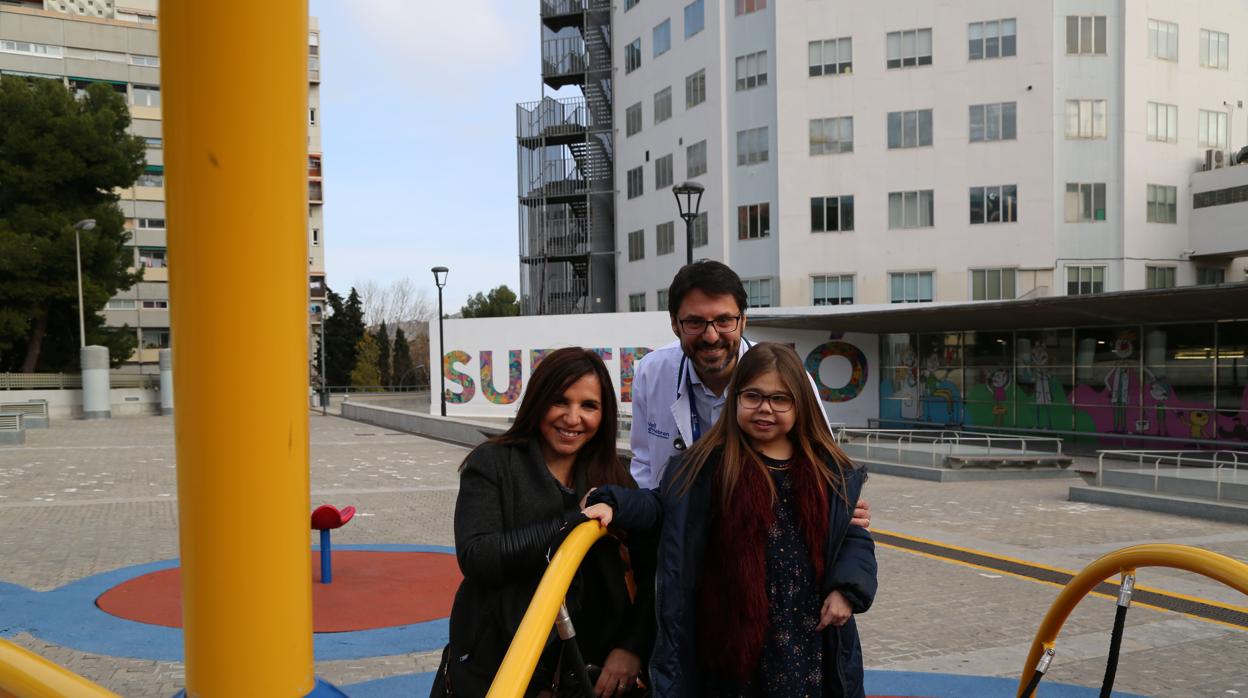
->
<box><xmin>1018</xmin><ymin>544</ymin><xmax>1248</xmax><ymax>697</ymax></box>
<box><xmin>0</xmin><ymin>638</ymin><xmax>120</xmax><ymax>698</ymax></box>
<box><xmin>486</xmin><ymin>521</ymin><xmax>609</xmax><ymax>698</ymax></box>
<box><xmin>162</xmin><ymin>2</ymin><xmax>313</xmax><ymax>696</ymax></box>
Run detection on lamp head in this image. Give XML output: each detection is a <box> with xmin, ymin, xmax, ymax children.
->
<box><xmin>73</xmin><ymin>219</ymin><xmax>97</xmax><ymax>231</ymax></box>
<box><xmin>672</xmin><ymin>181</ymin><xmax>705</xmax><ymax>220</ymax></box>
<box><xmin>431</xmin><ymin>266</ymin><xmax>449</xmax><ymax>288</ymax></box>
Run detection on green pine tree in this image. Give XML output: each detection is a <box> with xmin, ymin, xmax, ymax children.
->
<box><xmin>0</xmin><ymin>76</ymin><xmax>146</xmax><ymax>371</ymax></box>
<box><xmin>391</xmin><ymin>327</ymin><xmax>415</xmax><ymax>388</ymax></box>
<box><xmin>349</xmin><ymin>333</ymin><xmax>382</xmax><ymax>389</ymax></box>
<box><xmin>460</xmin><ymin>284</ymin><xmax>520</xmax><ymax>318</ymax></box>
<box><xmin>376</xmin><ymin>321</ymin><xmax>391</xmax><ymax>388</ymax></box>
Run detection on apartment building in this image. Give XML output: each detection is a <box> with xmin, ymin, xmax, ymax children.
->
<box><xmin>0</xmin><ymin>1</ymin><xmax>326</xmax><ymax>370</ymax></box>
<box><xmin>611</xmin><ymin>0</ymin><xmax>1248</xmax><ymax>312</ymax></box>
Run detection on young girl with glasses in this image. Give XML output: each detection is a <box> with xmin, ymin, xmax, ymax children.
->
<box><xmin>584</xmin><ymin>342</ymin><xmax>876</xmax><ymax>697</ymax></box>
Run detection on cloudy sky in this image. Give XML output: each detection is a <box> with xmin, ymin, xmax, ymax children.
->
<box><xmin>310</xmin><ymin>0</ymin><xmax>542</xmax><ymax>310</ymax></box>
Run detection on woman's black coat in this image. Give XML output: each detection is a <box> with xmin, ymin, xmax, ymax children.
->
<box><xmin>589</xmin><ymin>451</ymin><xmax>876</xmax><ymax>698</ymax></box>
<box><xmin>440</xmin><ymin>439</ymin><xmax>653</xmax><ymax>697</ymax></box>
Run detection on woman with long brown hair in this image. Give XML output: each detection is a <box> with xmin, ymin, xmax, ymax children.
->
<box><xmin>434</xmin><ymin>347</ymin><xmax>651</xmax><ymax>698</ymax></box>
<box><xmin>584</xmin><ymin>342</ymin><xmax>876</xmax><ymax>697</ymax></box>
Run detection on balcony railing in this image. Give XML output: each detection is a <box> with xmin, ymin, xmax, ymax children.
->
<box><xmin>542</xmin><ymin>36</ymin><xmax>589</xmax><ymax>78</ymax></box>
<box><xmin>540</xmin><ymin>0</ymin><xmax>610</xmax><ymax>15</ymax></box>
<box><xmin>517</xmin><ymin>97</ymin><xmax>592</xmax><ymax>139</ymax></box>
<box><xmin>523</xmin><ymin>157</ymin><xmax>589</xmax><ymax>199</ymax></box>
<box><xmin>522</xmin><ymin>218</ymin><xmax>590</xmax><ymax>259</ymax></box>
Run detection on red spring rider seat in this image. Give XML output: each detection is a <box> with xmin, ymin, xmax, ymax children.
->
<box><xmin>311</xmin><ymin>504</ymin><xmax>355</xmax><ymax>584</ymax></box>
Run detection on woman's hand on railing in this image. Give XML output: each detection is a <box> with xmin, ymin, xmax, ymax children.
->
<box><xmin>582</xmin><ymin>503</ymin><xmax>614</xmax><ymax>528</ymax></box>
<box><xmin>594</xmin><ymin>648</ymin><xmax>641</xmax><ymax>698</ymax></box>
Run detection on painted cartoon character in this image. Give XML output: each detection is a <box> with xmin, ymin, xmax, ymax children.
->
<box><xmin>988</xmin><ymin>368</ymin><xmax>1011</xmax><ymax>427</ymax></box>
<box><xmin>1149</xmin><ymin>379</ymin><xmax>1172</xmax><ymax>437</ymax></box>
<box><xmin>1028</xmin><ymin>344</ymin><xmax>1054</xmax><ymax>429</ymax></box>
<box><xmin>1104</xmin><ymin>332</ymin><xmax>1136</xmax><ymax>433</ymax></box>
<box><xmin>892</xmin><ymin>346</ymin><xmax>922</xmax><ymax>419</ymax></box>
<box><xmin>1179</xmin><ymin>410</ymin><xmax>1211</xmax><ymax>440</ymax></box>
<box><xmin>921</xmin><ymin>351</ymin><xmax>957</xmax><ymax>423</ymax></box>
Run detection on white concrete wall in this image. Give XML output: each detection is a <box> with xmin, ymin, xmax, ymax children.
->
<box><xmin>0</xmin><ymin>388</ymin><xmax>161</xmax><ymax>419</ymax></box>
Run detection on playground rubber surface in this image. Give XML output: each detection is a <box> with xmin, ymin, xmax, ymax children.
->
<box><xmin>96</xmin><ymin>551</ymin><xmax>462</xmax><ymax>632</ymax></box>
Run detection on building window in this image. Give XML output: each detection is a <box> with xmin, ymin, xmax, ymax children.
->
<box><xmin>657</xmin><ymin>288</ymin><xmax>670</xmax><ymax>310</ymax></box>
<box><xmin>1200</xmin><ymin>29</ymin><xmax>1230</xmax><ymax>69</ymax></box>
<box><xmin>888</xmin><ymin>190</ymin><xmax>935</xmax><ymax>229</ymax></box>
<box><xmin>1066</xmin><ymin>15</ymin><xmax>1107</xmax><ymax>55</ymax></box>
<box><xmin>1198</xmin><ymin>109</ymin><xmax>1228</xmax><ymax>148</ymax></box>
<box><xmin>969</xmin><ymin>102</ymin><xmax>1017</xmax><ymax>142</ymax></box>
<box><xmin>0</xmin><ymin>39</ymin><xmax>64</xmax><ymax>58</ymax></box>
<box><xmin>629</xmin><ymin>293</ymin><xmax>646</xmax><ymax>312</ymax></box>
<box><xmin>1197</xmin><ymin>267</ymin><xmax>1226</xmax><ymax>285</ymax></box>
<box><xmin>1146</xmin><ymin>266</ymin><xmax>1177</xmax><ymax>289</ymax></box>
<box><xmin>145</xmin><ymin>136</ymin><xmax>163</xmax><ymax>149</ymax></box>
<box><xmin>309</xmin><ymin>107</ymin><xmax>317</xmax><ymax>125</ymax></box>
<box><xmin>141</xmin><ymin>300</ymin><xmax>169</xmax><ymax>309</ymax></box>
<box><xmin>686</xmin><ymin>140</ymin><xmax>707</xmax><ymax>178</ymax></box>
<box><xmin>744</xmin><ymin>278</ymin><xmax>772</xmax><ymax>308</ymax></box>
<box><xmin>657</xmin><ymin>221</ymin><xmax>676</xmax><ymax>255</ymax></box>
<box><xmin>625</xmin><ymin>39</ymin><xmax>642</xmax><ymax>74</ymax></box>
<box><xmin>625</xmin><ymin>0</ymin><xmax>639</xmax><ymax>10</ymax></box>
<box><xmin>969</xmin><ymin>19</ymin><xmax>1016</xmax><ymax>60</ymax></box>
<box><xmin>809</xmin><ymin>116</ymin><xmax>853</xmax><ymax>155</ymax></box>
<box><xmin>653</xmin><ymin>20</ymin><xmax>671</xmax><ymax>57</ymax></box>
<box><xmin>970</xmin><ymin>268</ymin><xmax>1016</xmax><ymax>300</ymax></box>
<box><xmin>887</xmin><ymin>109</ymin><xmax>933</xmax><ymax>149</ymax></box>
<box><xmin>811</xmin><ymin>195</ymin><xmax>854</xmax><ymax>233</ymax></box>
<box><xmin>737</xmin><ymin>203</ymin><xmax>770</xmax><ymax>239</ymax></box>
<box><xmin>887</xmin><ymin>28</ymin><xmax>932</xmax><ymax>69</ymax></box>
<box><xmin>132</xmin><ymin>85</ymin><xmax>160</xmax><ymax>107</ymax></box>
<box><xmin>809</xmin><ymin>37</ymin><xmax>852</xmax><ymax>76</ymax></box>
<box><xmin>1066</xmin><ymin>265</ymin><xmax>1105</xmax><ymax>295</ymax></box>
<box><xmin>812</xmin><ymin>274</ymin><xmax>854</xmax><ymax>305</ymax></box>
<box><xmin>626</xmin><ymin>102</ymin><xmax>642</xmax><ymax>137</ymax></box>
<box><xmin>684</xmin><ymin>0</ymin><xmax>705</xmax><ymax>39</ymax></box>
<box><xmin>1147</xmin><ymin>184</ymin><xmax>1178</xmax><ymax>223</ymax></box>
<box><xmin>736</xmin><ymin>126</ymin><xmax>768</xmax><ymax>165</ymax></box>
<box><xmin>130</xmin><ymin>54</ymin><xmax>159</xmax><ymax>67</ymax></box>
<box><xmin>309</xmin><ymin>181</ymin><xmax>322</xmax><ymax>201</ymax></box>
<box><xmin>685</xmin><ymin>69</ymin><xmax>706</xmax><ymax>108</ymax></box>
<box><xmin>1147</xmin><ymin>102</ymin><xmax>1179</xmax><ymax>142</ymax></box>
<box><xmin>139</xmin><ymin>247</ymin><xmax>167</xmax><ymax>268</ymax></box>
<box><xmin>735</xmin><ymin>50</ymin><xmax>768</xmax><ymax>90</ymax></box>
<box><xmin>1148</xmin><ymin>19</ymin><xmax>1179</xmax><ymax>61</ymax></box>
<box><xmin>1194</xmin><ymin>184</ymin><xmax>1248</xmax><ymax>209</ymax></box>
<box><xmin>735</xmin><ymin>0</ymin><xmax>765</xmax><ymax>17</ymax></box>
<box><xmin>142</xmin><ymin>329</ymin><xmax>171</xmax><ymax>349</ymax></box>
<box><xmin>626</xmin><ymin>166</ymin><xmax>643</xmax><ymax>199</ymax></box>
<box><xmin>627</xmin><ymin>229</ymin><xmax>645</xmax><ymax>261</ymax></box>
<box><xmin>655</xmin><ymin>154</ymin><xmax>674</xmax><ymax>189</ymax></box>
<box><xmin>654</xmin><ymin>86</ymin><xmax>672</xmax><ymax>124</ymax></box>
<box><xmin>890</xmin><ymin>272</ymin><xmax>934</xmax><ymax>303</ymax></box>
<box><xmin>312</xmin><ymin>228</ymin><xmax>320</xmax><ymax>246</ymax></box>
<box><xmin>308</xmin><ymin>155</ymin><xmax>322</xmax><ymax>176</ymax></box>
<box><xmin>1065</xmin><ymin>99</ymin><xmax>1107</xmax><ymax>139</ymax></box>
<box><xmin>137</xmin><ymin>218</ymin><xmax>166</xmax><ymax>229</ymax></box>
<box><xmin>1065</xmin><ymin>182</ymin><xmax>1107</xmax><ymax>222</ymax></box>
<box><xmin>106</xmin><ymin>299</ymin><xmax>137</xmax><ymax>309</ymax></box>
<box><xmin>969</xmin><ymin>186</ymin><xmax>1018</xmax><ymax>224</ymax></box>
<box><xmin>137</xmin><ymin>167</ymin><xmax>164</xmax><ymax>187</ymax></box>
<box><xmin>692</xmin><ymin>211</ymin><xmax>708</xmax><ymax>247</ymax></box>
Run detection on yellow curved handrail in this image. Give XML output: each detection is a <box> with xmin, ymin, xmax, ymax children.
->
<box><xmin>0</xmin><ymin>638</ymin><xmax>121</xmax><ymax>698</ymax></box>
<box><xmin>1018</xmin><ymin>544</ymin><xmax>1248</xmax><ymax>697</ymax></box>
<box><xmin>486</xmin><ymin>520</ymin><xmax>608</xmax><ymax>698</ymax></box>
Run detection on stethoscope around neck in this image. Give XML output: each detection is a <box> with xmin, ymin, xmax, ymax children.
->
<box><xmin>672</xmin><ymin>336</ymin><xmax>752</xmax><ymax>451</ymax></box>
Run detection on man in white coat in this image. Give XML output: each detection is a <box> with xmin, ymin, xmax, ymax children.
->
<box><xmin>629</xmin><ymin>261</ymin><xmax>870</xmax><ymax>526</ymax></box>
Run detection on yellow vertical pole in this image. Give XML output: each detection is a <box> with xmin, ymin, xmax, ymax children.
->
<box><xmin>162</xmin><ymin>2</ymin><xmax>313</xmax><ymax>696</ymax></box>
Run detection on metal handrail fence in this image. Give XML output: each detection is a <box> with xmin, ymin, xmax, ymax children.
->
<box><xmin>1095</xmin><ymin>449</ymin><xmax>1248</xmax><ymax>501</ymax></box>
<box><xmin>0</xmin><ymin>373</ymin><xmax>159</xmax><ymax>390</ymax></box>
<box><xmin>836</xmin><ymin>428</ymin><xmax>1065</xmax><ymax>468</ymax></box>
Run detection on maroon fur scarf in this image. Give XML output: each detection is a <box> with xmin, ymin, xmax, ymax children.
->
<box><xmin>697</xmin><ymin>454</ymin><xmax>831</xmax><ymax>681</ymax></box>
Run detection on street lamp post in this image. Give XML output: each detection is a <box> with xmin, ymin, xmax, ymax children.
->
<box><xmin>73</xmin><ymin>219</ymin><xmax>97</xmax><ymax>348</ymax></box>
<box><xmin>318</xmin><ymin>308</ymin><xmax>327</xmax><ymax>416</ymax></box>
<box><xmin>672</xmin><ymin>181</ymin><xmax>705</xmax><ymax>266</ymax></box>
<box><xmin>431</xmin><ymin>266</ymin><xmax>449</xmax><ymax>417</ymax></box>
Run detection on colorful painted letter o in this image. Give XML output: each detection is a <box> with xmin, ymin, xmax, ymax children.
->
<box><xmin>804</xmin><ymin>341</ymin><xmax>869</xmax><ymax>403</ymax></box>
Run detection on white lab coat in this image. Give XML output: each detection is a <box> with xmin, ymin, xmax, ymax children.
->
<box><xmin>628</xmin><ymin>339</ymin><xmax>830</xmax><ymax>489</ymax></box>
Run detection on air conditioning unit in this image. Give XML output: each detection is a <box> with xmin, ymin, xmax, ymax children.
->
<box><xmin>1205</xmin><ymin>149</ymin><xmax>1215</xmax><ymax>171</ymax></box>
<box><xmin>1215</xmin><ymin>150</ymin><xmax>1225</xmax><ymax>168</ymax></box>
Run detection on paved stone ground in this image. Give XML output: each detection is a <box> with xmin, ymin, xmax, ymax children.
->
<box><xmin>1</xmin><ymin>414</ymin><xmax>1245</xmax><ymax>696</ymax></box>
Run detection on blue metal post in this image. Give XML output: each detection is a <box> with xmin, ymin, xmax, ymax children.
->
<box><xmin>320</xmin><ymin>529</ymin><xmax>332</xmax><ymax>584</ymax></box>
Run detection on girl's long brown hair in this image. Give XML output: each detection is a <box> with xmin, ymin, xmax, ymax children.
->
<box><xmin>463</xmin><ymin>346</ymin><xmax>632</xmax><ymax>488</ymax></box>
<box><xmin>673</xmin><ymin>342</ymin><xmax>852</xmax><ymax>508</ymax></box>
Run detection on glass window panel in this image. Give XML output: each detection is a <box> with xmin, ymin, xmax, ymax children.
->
<box><xmin>920</xmin><ymin>191</ymin><xmax>934</xmax><ymax>226</ymax></box>
<box><xmin>887</xmin><ymin>32</ymin><xmax>900</xmax><ymax>67</ymax></box>
<box><xmin>840</xmin><ymin>117</ymin><xmax>853</xmax><ymax>151</ymax></box>
<box><xmin>986</xmin><ymin>186</ymin><xmax>1001</xmax><ymax>222</ymax></box>
<box><xmin>919</xmin><ymin>109</ymin><xmax>932</xmax><ymax>145</ymax></box>
<box><xmin>1004</xmin><ymin>185</ymin><xmax>1018</xmax><ymax>221</ymax></box>
<box><xmin>903</xmin><ymin>111</ymin><xmax>917</xmax><ymax>147</ymax></box>
<box><xmin>1167</xmin><ymin>105</ymin><xmax>1178</xmax><ymax>141</ymax></box>
<box><xmin>809</xmin><ymin>41</ymin><xmax>822</xmax><ymax>76</ymax></box>
<box><xmin>889</xmin><ymin>192</ymin><xmax>903</xmax><ymax>228</ymax></box>
<box><xmin>986</xmin><ymin>269</ymin><xmax>1001</xmax><ymax>299</ymax></box>
<box><xmin>826</xmin><ymin>197</ymin><xmax>838</xmax><ymax>231</ymax></box>
<box><xmin>1002</xmin><ymin>102</ymin><xmax>1016</xmax><ymax>139</ymax></box>
<box><xmin>1067</xmin><ymin>16</ymin><xmax>1080</xmax><ymax>53</ymax></box>
<box><xmin>918</xmin><ymin>29</ymin><xmax>932</xmax><ymax>60</ymax></box>
<box><xmin>919</xmin><ymin>272</ymin><xmax>933</xmax><ymax>300</ymax></box>
<box><xmin>811</xmin><ymin>197</ymin><xmax>824</xmax><ymax>231</ymax></box>
<box><xmin>891</xmin><ymin>274</ymin><xmax>904</xmax><ymax>301</ymax></box>
<box><xmin>1094</xmin><ymin>16</ymin><xmax>1107</xmax><ymax>53</ymax></box>
<box><xmin>1220</xmin><ymin>32</ymin><xmax>1229</xmax><ymax>68</ymax></box>
<box><xmin>1094</xmin><ymin>183</ymin><xmax>1106</xmax><ymax>220</ymax></box>
<box><xmin>970</xmin><ymin>104</ymin><xmax>985</xmax><ymax>141</ymax></box>
<box><xmin>905</xmin><ymin>191</ymin><xmax>919</xmax><ymax>226</ymax></box>
<box><xmin>842</xmin><ymin>196</ymin><xmax>854</xmax><ymax>231</ymax></box>
<box><xmin>1081</xmin><ymin>16</ymin><xmax>1093</xmax><ymax>53</ymax></box>
<box><xmin>986</xmin><ymin>103</ymin><xmax>1001</xmax><ymax>141</ymax></box>
<box><xmin>902</xmin><ymin>31</ymin><xmax>916</xmax><ymax>64</ymax></box>
<box><xmin>1147</xmin><ymin>103</ymin><xmax>1158</xmax><ymax>139</ymax></box>
<box><xmin>1003</xmin><ymin>269</ymin><xmax>1016</xmax><ymax>298</ymax></box>
<box><xmin>972</xmin><ymin>270</ymin><xmax>986</xmax><ymax>299</ymax></box>
<box><xmin>888</xmin><ymin>112</ymin><xmax>902</xmax><ymax>148</ymax></box>
<box><xmin>1002</xmin><ymin>19</ymin><xmax>1017</xmax><ymax>56</ymax></box>
<box><xmin>1167</xmin><ymin>23</ymin><xmax>1178</xmax><ymax>59</ymax></box>
<box><xmin>984</xmin><ymin>21</ymin><xmax>999</xmax><ymax>58</ymax></box>
<box><xmin>1065</xmin><ymin>183</ymin><xmax>1080</xmax><ymax>222</ymax></box>
<box><xmin>970</xmin><ymin>187</ymin><xmax>984</xmax><ymax>224</ymax></box>
<box><xmin>969</xmin><ymin>22</ymin><xmax>983</xmax><ymax>60</ymax></box>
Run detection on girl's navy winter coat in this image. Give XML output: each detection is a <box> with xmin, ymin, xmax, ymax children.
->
<box><xmin>589</xmin><ymin>451</ymin><xmax>877</xmax><ymax>698</ymax></box>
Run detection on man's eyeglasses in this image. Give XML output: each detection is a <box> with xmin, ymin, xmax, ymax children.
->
<box><xmin>737</xmin><ymin>390</ymin><xmax>794</xmax><ymax>412</ymax></box>
<box><xmin>678</xmin><ymin>315</ymin><xmax>742</xmax><ymax>336</ymax></box>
